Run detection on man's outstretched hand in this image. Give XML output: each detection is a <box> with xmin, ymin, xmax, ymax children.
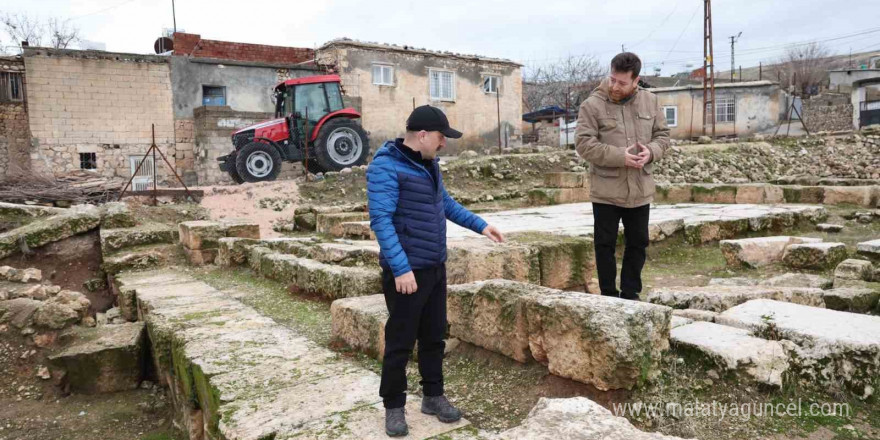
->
<box><xmin>482</xmin><ymin>224</ymin><xmax>505</xmax><ymax>243</ymax></box>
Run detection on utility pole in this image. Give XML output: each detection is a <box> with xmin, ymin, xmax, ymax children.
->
<box><xmin>172</xmin><ymin>0</ymin><xmax>177</xmax><ymax>33</ymax></box>
<box><xmin>621</xmin><ymin>44</ymin><xmax>625</xmax><ymax>53</ymax></box>
<box><xmin>702</xmin><ymin>0</ymin><xmax>716</xmax><ymax>138</ymax></box>
<box><xmin>729</xmin><ymin>32</ymin><xmax>741</xmax><ymax>82</ymax></box>
<box><xmin>759</xmin><ymin>62</ymin><xmax>763</xmax><ymax>80</ymax></box>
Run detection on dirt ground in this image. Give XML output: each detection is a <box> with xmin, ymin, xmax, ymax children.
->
<box><xmin>0</xmin><ymin>330</ymin><xmax>176</xmax><ymax>440</ymax></box>
<box><xmin>0</xmin><ymin>231</ymin><xmax>114</xmax><ymax>314</ymax></box>
<box><xmin>196</xmin><ymin>180</ymin><xmax>300</xmax><ymax>238</ymax></box>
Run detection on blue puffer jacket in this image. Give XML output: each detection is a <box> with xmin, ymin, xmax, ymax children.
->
<box><xmin>367</xmin><ymin>140</ymin><xmax>488</xmax><ymax>277</ymax></box>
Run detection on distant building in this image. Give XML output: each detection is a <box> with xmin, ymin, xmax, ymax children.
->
<box><xmin>829</xmin><ymin>68</ymin><xmax>880</xmax><ymax>128</ymax></box>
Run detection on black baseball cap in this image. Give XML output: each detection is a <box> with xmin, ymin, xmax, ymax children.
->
<box><xmin>406</xmin><ymin>105</ymin><xmax>462</xmax><ymax>139</ymax></box>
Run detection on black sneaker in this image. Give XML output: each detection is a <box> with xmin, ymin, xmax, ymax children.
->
<box><xmin>385</xmin><ymin>407</ymin><xmax>408</xmax><ymax>437</ymax></box>
<box><xmin>421</xmin><ymin>395</ymin><xmax>462</xmax><ymax>423</ymax></box>
<box><xmin>620</xmin><ymin>291</ymin><xmax>641</xmax><ymax>301</ymax></box>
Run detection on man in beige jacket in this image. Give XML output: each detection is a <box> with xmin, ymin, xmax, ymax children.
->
<box><xmin>575</xmin><ymin>52</ymin><xmax>670</xmax><ymax>300</ymax></box>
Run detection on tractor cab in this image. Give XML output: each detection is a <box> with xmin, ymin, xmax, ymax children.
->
<box><xmin>218</xmin><ymin>74</ymin><xmax>370</xmax><ymax>183</ymax></box>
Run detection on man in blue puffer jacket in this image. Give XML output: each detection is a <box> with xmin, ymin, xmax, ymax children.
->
<box><xmin>367</xmin><ymin>105</ymin><xmax>504</xmax><ymax>437</ymax></box>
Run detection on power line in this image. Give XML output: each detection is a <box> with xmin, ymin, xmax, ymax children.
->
<box><xmin>660</xmin><ymin>4</ymin><xmax>701</xmax><ymax>66</ymax></box>
<box><xmin>626</xmin><ymin>1</ymin><xmax>680</xmax><ymax>50</ymax></box>
<box><xmin>68</xmin><ymin>0</ymin><xmax>139</xmax><ymax>21</ymax></box>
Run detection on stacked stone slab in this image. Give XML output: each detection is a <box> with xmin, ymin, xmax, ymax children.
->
<box><xmin>716</xmin><ymin>299</ymin><xmax>880</xmax><ymax>398</ymax></box>
<box><xmin>646</xmin><ymin>285</ymin><xmax>825</xmax><ymax>312</ymax></box>
<box><xmin>114</xmin><ymin>270</ymin><xmax>470</xmax><ymax>440</ymax></box>
<box><xmin>292</xmin><ymin>203</ymin><xmax>367</xmax><ymax>232</ymax></box>
<box><xmin>835</xmin><ymin>259</ymin><xmax>874</xmax><ymax>281</ymax></box>
<box><xmin>330</xmin><ymin>294</ymin><xmax>388</xmax><ymax>360</ymax></box>
<box><xmin>100</xmin><ymin>224</ymin><xmax>182</xmax><ymax>275</ymax></box>
<box><xmin>782</xmin><ymin>242</ymin><xmax>848</xmax><ymax>270</ymax></box>
<box><xmin>445</xmin><ymin>280</ymin><xmax>671</xmax><ymax>390</ymax></box>
<box><xmin>48</xmin><ymin>322</ymin><xmax>146</xmax><ymax>393</ymax></box>
<box><xmin>653</xmin><ymin>182</ymin><xmax>879</xmax><ymax>207</ymax></box>
<box><xmin>315</xmin><ymin>212</ymin><xmax>371</xmax><ymax>237</ymax></box>
<box><xmin>670</xmin><ymin>321</ymin><xmax>789</xmax><ymax>387</ymax></box>
<box><xmin>258</xmin><ymin>252</ymin><xmax>382</xmax><ymax>300</ymax></box>
<box><xmin>528</xmin><ymin>172</ymin><xmax>590</xmax><ymax>206</ymax></box>
<box><xmin>857</xmin><ymin>239</ymin><xmax>880</xmax><ymax>261</ymax></box>
<box><xmin>500</xmin><ymin>397</ymin><xmax>685</xmax><ymax>439</ymax></box>
<box><xmin>0</xmin><ymin>204</ymin><xmax>102</xmax><ymax>259</ymax></box>
<box><xmin>179</xmin><ymin>220</ymin><xmax>260</xmax><ymax>266</ymax></box>
<box><xmin>720</xmin><ymin>236</ymin><xmax>822</xmax><ymax>268</ymax></box>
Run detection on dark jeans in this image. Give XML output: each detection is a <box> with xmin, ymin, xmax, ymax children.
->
<box><xmin>592</xmin><ymin>202</ymin><xmax>650</xmax><ymax>298</ymax></box>
<box><xmin>379</xmin><ymin>264</ymin><xmax>447</xmax><ymax>409</ymax></box>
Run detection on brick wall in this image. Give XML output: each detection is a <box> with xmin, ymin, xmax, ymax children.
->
<box><xmin>172</xmin><ymin>32</ymin><xmax>314</xmax><ymax>65</ymax></box>
<box><xmin>0</xmin><ymin>57</ymin><xmax>29</xmax><ymax>180</ymax></box>
<box><xmin>23</xmin><ymin>49</ymin><xmax>177</xmax><ymax>183</ymax></box>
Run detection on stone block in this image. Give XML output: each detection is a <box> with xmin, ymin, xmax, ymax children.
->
<box><xmin>330</xmin><ymin>294</ymin><xmax>388</xmax><ymax>360</ymax></box>
<box><xmin>0</xmin><ymin>204</ymin><xmax>102</xmax><ymax>259</ymax></box>
<box><xmin>446</xmin><ymin>239</ymin><xmax>539</xmax><ymax>286</ymax></box>
<box><xmin>524</xmin><ymin>290</ymin><xmax>671</xmax><ymax>390</ymax></box>
<box><xmin>102</xmin><ymin>244</ymin><xmax>178</xmax><ymax>275</ymax></box>
<box><xmin>100</xmin><ymin>225</ymin><xmax>178</xmax><ymax>252</ymax></box>
<box><xmin>823</xmin><ymin>287</ymin><xmax>880</xmax><ymax>313</ymax></box>
<box><xmin>48</xmin><ymin>322</ymin><xmax>145</xmax><ymax>393</ymax></box>
<box><xmin>184</xmin><ymin>247</ymin><xmax>219</xmax><ymax>266</ymax></box>
<box><xmin>508</xmin><ymin>232</ymin><xmax>595</xmax><ymax>290</ymax></box>
<box><xmin>692</xmin><ymin>184</ymin><xmax>737</xmax><ymax>204</ymax></box>
<box><xmin>260</xmin><ymin>253</ymin><xmax>382</xmax><ymax>300</ymax></box>
<box><xmin>782</xmin><ymin>242</ymin><xmax>848</xmax><ymax>270</ymax></box>
<box><xmin>671</xmin><ymin>316</ymin><xmax>693</xmax><ymax>329</ymax></box>
<box><xmin>716</xmin><ymin>299</ymin><xmax>880</xmax><ymax>398</ymax></box>
<box><xmin>100</xmin><ymin>202</ymin><xmax>136</xmax><ymax>229</ymax></box>
<box><xmin>663</xmin><ymin>184</ymin><xmax>693</xmax><ymax>203</ymax></box>
<box><xmin>500</xmin><ymin>397</ymin><xmax>686</xmax><ymax>440</ymax></box>
<box><xmin>315</xmin><ymin>212</ymin><xmax>371</xmax><ymax>237</ymax></box>
<box><xmin>720</xmin><ymin>236</ymin><xmax>822</xmax><ymax>268</ymax></box>
<box><xmin>179</xmin><ymin>221</ymin><xmax>225</xmax><ymax>250</ymax></box>
<box><xmin>544</xmin><ymin>172</ymin><xmax>586</xmax><ymax>188</ymax></box>
<box><xmin>671</xmin><ymin>321</ymin><xmax>789</xmax><ymax>387</ymax></box>
<box><xmin>222</xmin><ymin>220</ymin><xmax>261</xmax><ymax>239</ymax></box>
<box><xmin>817</xmin><ymin>223</ymin><xmax>844</xmax><ymax>233</ymax></box>
<box><xmin>823</xmin><ymin>186</ymin><xmax>876</xmax><ymax>207</ymax></box>
<box><xmin>216</xmin><ymin>237</ymin><xmax>262</xmax><ymax>267</ymax></box>
<box><xmin>340</xmin><ymin>221</ymin><xmax>375</xmax><ymax>240</ymax></box>
<box><xmin>834</xmin><ymin>259</ymin><xmax>873</xmax><ymax>281</ymax></box>
<box><xmin>782</xmin><ymin>186</ymin><xmax>825</xmax><ymax>204</ymax></box>
<box><xmin>309</xmin><ymin>242</ymin><xmax>379</xmax><ymax>267</ymax></box>
<box><xmin>761</xmin><ymin>273</ymin><xmax>833</xmax><ymax>289</ymax></box>
<box><xmin>684</xmin><ymin>218</ymin><xmax>749</xmax><ymax>244</ymax></box>
<box><xmin>646</xmin><ymin>286</ymin><xmax>825</xmax><ymax>312</ymax></box>
<box><xmin>447</xmin><ymin>280</ymin><xmax>545</xmax><ymax>363</ymax></box>
<box><xmin>734</xmin><ymin>184</ymin><xmax>771</xmax><ymax>204</ymax></box>
<box><xmin>856</xmin><ymin>239</ymin><xmax>880</xmax><ymax>260</ymax></box>
<box><xmin>293</xmin><ymin>212</ymin><xmax>317</xmax><ymax>231</ymax></box>
<box><xmin>528</xmin><ymin>187</ymin><xmax>591</xmax><ymax>205</ymax></box>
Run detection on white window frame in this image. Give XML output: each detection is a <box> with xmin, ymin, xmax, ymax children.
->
<box><xmin>482</xmin><ymin>75</ymin><xmax>500</xmax><ymax>94</ymax></box>
<box><xmin>707</xmin><ymin>96</ymin><xmax>736</xmax><ymax>123</ymax></box>
<box><xmin>372</xmin><ymin>63</ymin><xmax>394</xmax><ymax>86</ymax></box>
<box><xmin>429</xmin><ymin>68</ymin><xmax>455</xmax><ymax>101</ymax></box>
<box><xmin>662</xmin><ymin>105</ymin><xmax>678</xmax><ymax>127</ymax></box>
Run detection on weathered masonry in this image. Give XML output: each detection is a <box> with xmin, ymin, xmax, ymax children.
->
<box><xmin>317</xmin><ymin>39</ymin><xmax>523</xmax><ymax>154</ymax></box>
<box><xmin>0</xmin><ymin>55</ymin><xmax>29</xmax><ymax>180</ymax></box>
<box><xmin>651</xmin><ymin>80</ymin><xmax>782</xmax><ymax>139</ymax></box>
<box><xmin>23</xmin><ymin>48</ymin><xmax>177</xmax><ymax>185</ymax></box>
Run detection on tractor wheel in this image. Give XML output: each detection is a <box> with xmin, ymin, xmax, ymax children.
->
<box><xmin>312</xmin><ymin>118</ymin><xmax>369</xmax><ymax>173</ymax></box>
<box><xmin>235</xmin><ymin>142</ymin><xmax>282</xmax><ymax>183</ymax></box>
<box><xmin>226</xmin><ymin>153</ymin><xmax>245</xmax><ymax>184</ymax></box>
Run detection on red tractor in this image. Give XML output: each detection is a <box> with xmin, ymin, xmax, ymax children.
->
<box><xmin>218</xmin><ymin>74</ymin><xmax>370</xmax><ymax>183</ymax></box>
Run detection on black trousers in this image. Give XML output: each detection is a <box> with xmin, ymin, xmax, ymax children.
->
<box><xmin>592</xmin><ymin>202</ymin><xmax>650</xmax><ymax>298</ymax></box>
<box><xmin>379</xmin><ymin>264</ymin><xmax>447</xmax><ymax>409</ymax></box>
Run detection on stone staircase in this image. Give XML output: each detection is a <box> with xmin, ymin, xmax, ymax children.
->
<box><xmin>113</xmin><ymin>269</ymin><xmax>474</xmax><ymax>440</ymax></box>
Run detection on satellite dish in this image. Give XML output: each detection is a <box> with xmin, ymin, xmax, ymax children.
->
<box><xmin>154</xmin><ymin>37</ymin><xmax>174</xmax><ymax>54</ymax></box>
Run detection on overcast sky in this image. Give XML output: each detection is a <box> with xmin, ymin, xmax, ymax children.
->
<box><xmin>2</xmin><ymin>0</ymin><xmax>878</xmax><ymax>76</ymax></box>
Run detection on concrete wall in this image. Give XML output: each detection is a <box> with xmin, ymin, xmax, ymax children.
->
<box><xmin>830</xmin><ymin>69</ymin><xmax>880</xmax><ymax>94</ymax></box>
<box><xmin>23</xmin><ymin>48</ymin><xmax>177</xmax><ymax>183</ymax></box>
<box><xmin>169</xmin><ymin>57</ymin><xmax>319</xmax><ymax>118</ymax></box>
<box><xmin>653</xmin><ymin>83</ymin><xmax>781</xmax><ymax>139</ymax></box>
<box><xmin>0</xmin><ymin>57</ymin><xmax>29</xmax><ymax>180</ymax></box>
<box><xmin>317</xmin><ymin>44</ymin><xmax>523</xmax><ymax>155</ymax></box>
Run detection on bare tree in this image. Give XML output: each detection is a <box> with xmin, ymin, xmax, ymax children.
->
<box><xmin>0</xmin><ymin>13</ymin><xmax>81</xmax><ymax>53</ymax></box>
<box><xmin>773</xmin><ymin>42</ymin><xmax>833</xmax><ymax>96</ymax></box>
<box><xmin>523</xmin><ymin>55</ymin><xmax>607</xmax><ymax>113</ymax></box>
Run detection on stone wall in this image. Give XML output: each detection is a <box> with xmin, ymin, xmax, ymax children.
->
<box><xmin>23</xmin><ymin>48</ymin><xmax>177</xmax><ymax>183</ymax></box>
<box><xmin>193</xmin><ymin>106</ymin><xmax>302</xmax><ymax>185</ymax></box>
<box><xmin>0</xmin><ymin>57</ymin><xmax>29</xmax><ymax>180</ymax></box>
<box><xmin>317</xmin><ymin>41</ymin><xmax>523</xmax><ymax>154</ymax></box>
<box><xmin>802</xmin><ymin>93</ymin><xmax>854</xmax><ymax>133</ymax></box>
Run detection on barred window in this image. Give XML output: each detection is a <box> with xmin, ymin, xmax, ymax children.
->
<box><xmin>707</xmin><ymin>96</ymin><xmax>736</xmax><ymax>123</ymax></box>
<box><xmin>429</xmin><ymin>69</ymin><xmax>454</xmax><ymax>101</ymax></box>
<box><xmin>0</xmin><ymin>72</ymin><xmax>23</xmax><ymax>102</ymax></box>
<box><xmin>79</xmin><ymin>153</ymin><xmax>97</xmax><ymax>170</ymax></box>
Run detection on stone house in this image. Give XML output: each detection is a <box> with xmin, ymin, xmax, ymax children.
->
<box><xmin>829</xmin><ymin>68</ymin><xmax>880</xmax><ymax>129</ymax></box>
<box><xmin>650</xmin><ymin>80</ymin><xmax>783</xmax><ymax>139</ymax></box>
<box><xmin>316</xmin><ymin>39</ymin><xmax>523</xmax><ymax>154</ymax></box>
<box><xmin>0</xmin><ymin>55</ymin><xmax>28</xmax><ymax>180</ymax></box>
